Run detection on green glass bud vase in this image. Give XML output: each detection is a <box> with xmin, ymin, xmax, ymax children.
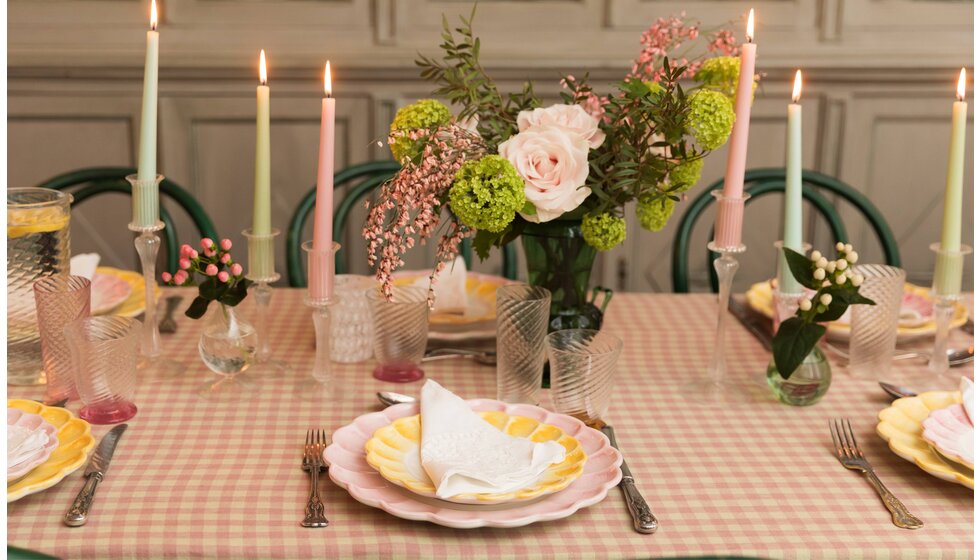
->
<box><xmin>766</xmin><ymin>346</ymin><xmax>831</xmax><ymax>406</ymax></box>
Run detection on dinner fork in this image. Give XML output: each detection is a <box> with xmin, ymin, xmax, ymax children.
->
<box><xmin>828</xmin><ymin>418</ymin><xmax>923</xmax><ymax>529</ymax></box>
<box><xmin>301</xmin><ymin>429</ymin><xmax>329</xmax><ymax>528</ymax></box>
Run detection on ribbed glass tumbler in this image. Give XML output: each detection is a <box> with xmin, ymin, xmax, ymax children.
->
<box><xmin>367</xmin><ymin>286</ymin><xmax>429</xmax><ymax>383</ymax></box>
<box><xmin>34</xmin><ymin>275</ymin><xmax>91</xmax><ymax>404</ymax></box>
<box><xmin>547</xmin><ymin>329</ymin><xmax>623</xmax><ymax>428</ymax></box>
<box><xmin>65</xmin><ymin>316</ymin><xmax>140</xmax><ymax>424</ymax></box>
<box><xmin>496</xmin><ymin>285</ymin><xmax>551</xmax><ymax>404</ymax></box>
<box><xmin>331</xmin><ymin>275</ymin><xmax>377</xmax><ymax>363</ymax></box>
<box><xmin>848</xmin><ymin>264</ymin><xmax>906</xmax><ymax>378</ymax></box>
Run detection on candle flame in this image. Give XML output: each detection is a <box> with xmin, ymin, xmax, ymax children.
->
<box><xmin>150</xmin><ymin>0</ymin><xmax>158</xmax><ymax>30</ymax></box>
<box><xmin>957</xmin><ymin>68</ymin><xmax>966</xmax><ymax>101</ymax></box>
<box><xmin>259</xmin><ymin>50</ymin><xmax>268</xmax><ymax>85</ymax></box>
<box><xmin>746</xmin><ymin>9</ymin><xmax>754</xmax><ymax>42</ymax></box>
<box><xmin>792</xmin><ymin>70</ymin><xmax>802</xmax><ymax>103</ymax></box>
<box><xmin>324</xmin><ymin>61</ymin><xmax>332</xmax><ymax>97</ymax></box>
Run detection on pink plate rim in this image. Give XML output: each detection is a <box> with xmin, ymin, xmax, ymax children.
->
<box><xmin>324</xmin><ymin>399</ymin><xmax>623</xmax><ymax>529</ymax></box>
<box><xmin>91</xmin><ymin>272</ymin><xmax>133</xmax><ymax>315</ymax></box>
<box><xmin>921</xmin><ymin>403</ymin><xmax>974</xmax><ymax>470</ymax></box>
<box><xmin>7</xmin><ymin>408</ymin><xmax>59</xmax><ymax>481</ymax></box>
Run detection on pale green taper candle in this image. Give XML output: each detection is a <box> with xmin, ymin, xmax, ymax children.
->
<box><xmin>778</xmin><ymin>70</ymin><xmax>804</xmax><ymax>294</ymax></box>
<box><xmin>133</xmin><ymin>0</ymin><xmax>160</xmax><ymax>227</ymax></box>
<box><xmin>934</xmin><ymin>68</ymin><xmax>969</xmax><ymax>296</ymax></box>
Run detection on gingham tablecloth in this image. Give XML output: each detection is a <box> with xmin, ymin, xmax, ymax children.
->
<box><xmin>7</xmin><ymin>290</ymin><xmax>974</xmax><ymax>559</ymax></box>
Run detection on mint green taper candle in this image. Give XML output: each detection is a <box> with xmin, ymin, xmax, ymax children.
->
<box><xmin>934</xmin><ymin>68</ymin><xmax>969</xmax><ymax>296</ymax></box>
<box><xmin>133</xmin><ymin>0</ymin><xmax>160</xmax><ymax>227</ymax></box>
<box><xmin>778</xmin><ymin>70</ymin><xmax>804</xmax><ymax>294</ymax></box>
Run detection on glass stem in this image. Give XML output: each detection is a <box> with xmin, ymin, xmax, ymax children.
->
<box><xmin>134</xmin><ymin>231</ymin><xmax>162</xmax><ymax>358</ymax></box>
<box><xmin>311</xmin><ymin>305</ymin><xmax>332</xmax><ymax>383</ymax></box>
<box><xmin>252</xmin><ymin>282</ymin><xmax>273</xmax><ymax>363</ymax></box>
<box><xmin>708</xmin><ymin>252</ymin><xmax>740</xmax><ymax>384</ymax></box>
<box><xmin>928</xmin><ymin>299</ymin><xmax>956</xmax><ymax>375</ymax></box>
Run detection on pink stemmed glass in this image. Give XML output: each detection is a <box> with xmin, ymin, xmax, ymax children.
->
<box><xmin>34</xmin><ymin>275</ymin><xmax>91</xmax><ymax>404</ymax></box>
<box><xmin>64</xmin><ymin>316</ymin><xmax>140</xmax><ymax>424</ymax></box>
<box><xmin>366</xmin><ymin>286</ymin><xmax>429</xmax><ymax>383</ymax></box>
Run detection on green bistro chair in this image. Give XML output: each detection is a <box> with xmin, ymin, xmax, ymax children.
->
<box><xmin>37</xmin><ymin>167</ymin><xmax>218</xmax><ymax>274</ymax></box>
<box><xmin>286</xmin><ymin>161</ymin><xmax>519</xmax><ymax>287</ymax></box>
<box><xmin>671</xmin><ymin>168</ymin><xmax>901</xmax><ymax>293</ymax></box>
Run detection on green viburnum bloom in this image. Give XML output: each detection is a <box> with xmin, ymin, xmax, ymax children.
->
<box><xmin>695</xmin><ymin>56</ymin><xmax>758</xmax><ymax>101</ymax></box>
<box><xmin>582</xmin><ymin>212</ymin><xmax>627</xmax><ymax>251</ymax></box>
<box><xmin>686</xmin><ymin>90</ymin><xmax>735</xmax><ymax>151</ymax></box>
<box><xmin>389</xmin><ymin>99</ymin><xmax>452</xmax><ymax>161</ymax></box>
<box><xmin>636</xmin><ymin>194</ymin><xmax>676</xmax><ymax>232</ymax></box>
<box><xmin>670</xmin><ymin>158</ymin><xmax>704</xmax><ymax>192</ymax></box>
<box><xmin>448</xmin><ymin>155</ymin><xmax>525</xmax><ymax>233</ymax></box>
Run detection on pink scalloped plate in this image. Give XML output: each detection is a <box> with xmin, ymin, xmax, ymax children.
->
<box><xmin>7</xmin><ymin>408</ymin><xmax>59</xmax><ymax>481</ymax></box>
<box><xmin>91</xmin><ymin>272</ymin><xmax>133</xmax><ymax>315</ymax></box>
<box><xmin>921</xmin><ymin>403</ymin><xmax>974</xmax><ymax>470</ymax></box>
<box><xmin>325</xmin><ymin>399</ymin><xmax>623</xmax><ymax>529</ymax></box>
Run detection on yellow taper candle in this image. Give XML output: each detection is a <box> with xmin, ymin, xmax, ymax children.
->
<box><xmin>934</xmin><ymin>68</ymin><xmax>969</xmax><ymax>296</ymax></box>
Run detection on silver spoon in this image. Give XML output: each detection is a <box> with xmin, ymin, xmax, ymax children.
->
<box><xmin>823</xmin><ymin>343</ymin><xmax>973</xmax><ymax>367</ymax></box>
<box><xmin>377</xmin><ymin>391</ymin><xmax>417</xmax><ymax>407</ymax></box>
<box><xmin>879</xmin><ymin>381</ymin><xmax>918</xmax><ymax>400</ymax></box>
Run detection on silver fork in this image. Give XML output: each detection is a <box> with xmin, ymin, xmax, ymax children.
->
<box><xmin>301</xmin><ymin>429</ymin><xmax>329</xmax><ymax>528</ymax></box>
<box><xmin>829</xmin><ymin>418</ymin><xmax>923</xmax><ymax>529</ymax></box>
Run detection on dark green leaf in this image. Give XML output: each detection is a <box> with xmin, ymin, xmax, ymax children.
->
<box><xmin>772</xmin><ymin>317</ymin><xmax>827</xmax><ymax>379</ymax></box>
<box><xmin>185</xmin><ymin>296</ymin><xmax>210</xmax><ymax>320</ymax></box>
<box><xmin>782</xmin><ymin>247</ymin><xmax>820</xmax><ymax>290</ymax></box>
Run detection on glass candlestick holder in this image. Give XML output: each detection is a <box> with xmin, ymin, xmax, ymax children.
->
<box><xmin>243</xmin><ymin>228</ymin><xmax>289</xmax><ymax>373</ymax></box>
<box><xmin>773</xmin><ymin>240</ymin><xmax>811</xmax><ymax>330</ymax></box>
<box><xmin>300</xmin><ymin>241</ymin><xmax>342</xmax><ymax>400</ymax></box>
<box><xmin>927</xmin><ymin>243</ymin><xmax>972</xmax><ymax>383</ymax></box>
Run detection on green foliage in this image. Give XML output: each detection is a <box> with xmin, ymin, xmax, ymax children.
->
<box><xmin>686</xmin><ymin>89</ymin><xmax>735</xmax><ymax>150</ymax></box>
<box><xmin>187</xmin><ymin>277</ymin><xmax>252</xmax><ymax>319</ymax></box>
<box><xmin>694</xmin><ymin>56</ymin><xmax>743</xmax><ymax>100</ymax></box>
<box><xmin>670</xmin><ymin>157</ymin><xmax>704</xmax><ymax>192</ymax></box>
<box><xmin>389</xmin><ymin>99</ymin><xmax>452</xmax><ymax>161</ymax></box>
<box><xmin>636</xmin><ymin>194</ymin><xmax>675</xmax><ymax>232</ymax></box>
<box><xmin>772</xmin><ymin>317</ymin><xmax>827</xmax><ymax>379</ymax></box>
<box><xmin>448</xmin><ymin>155</ymin><xmax>525</xmax><ymax>233</ymax></box>
<box><xmin>581</xmin><ymin>211</ymin><xmax>627</xmax><ymax>251</ymax></box>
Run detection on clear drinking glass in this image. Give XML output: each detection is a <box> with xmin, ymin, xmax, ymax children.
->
<box><xmin>496</xmin><ymin>285</ymin><xmax>551</xmax><ymax>404</ymax></box>
<box><xmin>547</xmin><ymin>329</ymin><xmax>623</xmax><ymax>427</ymax></box>
<box><xmin>64</xmin><ymin>316</ymin><xmax>140</xmax><ymax>424</ymax></box>
<box><xmin>331</xmin><ymin>275</ymin><xmax>377</xmax><ymax>363</ymax></box>
<box><xmin>848</xmin><ymin>264</ymin><xmax>906</xmax><ymax>378</ymax></box>
<box><xmin>8</xmin><ymin>188</ymin><xmax>72</xmax><ymax>385</ymax></box>
<box><xmin>34</xmin><ymin>275</ymin><xmax>91</xmax><ymax>404</ymax></box>
<box><xmin>367</xmin><ymin>286</ymin><xmax>429</xmax><ymax>383</ymax></box>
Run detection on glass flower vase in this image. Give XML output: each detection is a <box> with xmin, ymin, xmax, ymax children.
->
<box><xmin>766</xmin><ymin>347</ymin><xmax>832</xmax><ymax>406</ymax></box>
<box><xmin>198</xmin><ymin>303</ymin><xmax>258</xmax><ymax>377</ymax></box>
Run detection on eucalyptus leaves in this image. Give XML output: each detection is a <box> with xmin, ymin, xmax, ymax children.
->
<box><xmin>772</xmin><ymin>243</ymin><xmax>876</xmax><ymax>378</ymax></box>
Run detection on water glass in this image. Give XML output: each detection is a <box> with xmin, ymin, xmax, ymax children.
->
<box><xmin>848</xmin><ymin>264</ymin><xmax>906</xmax><ymax>378</ymax></box>
<box><xmin>8</xmin><ymin>188</ymin><xmax>72</xmax><ymax>385</ymax></box>
<box><xmin>495</xmin><ymin>285</ymin><xmax>551</xmax><ymax>404</ymax></box>
<box><xmin>34</xmin><ymin>275</ymin><xmax>91</xmax><ymax>404</ymax></box>
<box><xmin>64</xmin><ymin>316</ymin><xmax>140</xmax><ymax>424</ymax></box>
<box><xmin>331</xmin><ymin>275</ymin><xmax>377</xmax><ymax>363</ymax></box>
<box><xmin>547</xmin><ymin>329</ymin><xmax>623</xmax><ymax>427</ymax></box>
<box><xmin>367</xmin><ymin>286</ymin><xmax>429</xmax><ymax>383</ymax></box>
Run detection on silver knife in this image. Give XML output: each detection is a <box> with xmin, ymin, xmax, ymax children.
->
<box><xmin>601</xmin><ymin>425</ymin><xmax>658</xmax><ymax>534</ymax></box>
<box><xmin>64</xmin><ymin>424</ymin><xmax>128</xmax><ymax>527</ymax></box>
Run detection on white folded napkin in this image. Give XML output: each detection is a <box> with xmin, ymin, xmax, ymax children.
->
<box><xmin>413</xmin><ymin>256</ymin><xmax>468</xmax><ymax>315</ymax></box>
<box><xmin>419</xmin><ymin>380</ymin><xmax>566</xmax><ymax>499</ymax></box>
<box><xmin>961</xmin><ymin>377</ymin><xmax>973</xmax><ymax>425</ymax></box>
<box><xmin>7</xmin><ymin>423</ymin><xmax>50</xmax><ymax>469</ymax></box>
<box><xmin>70</xmin><ymin>253</ymin><xmax>101</xmax><ymax>280</ymax></box>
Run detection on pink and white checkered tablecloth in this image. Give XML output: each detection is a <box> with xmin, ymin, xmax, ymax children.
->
<box><xmin>7</xmin><ymin>290</ymin><xmax>974</xmax><ymax>559</ymax></box>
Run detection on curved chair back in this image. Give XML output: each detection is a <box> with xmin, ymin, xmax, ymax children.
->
<box><xmin>286</xmin><ymin>161</ymin><xmax>519</xmax><ymax>287</ymax></box>
<box><xmin>37</xmin><ymin>167</ymin><xmax>218</xmax><ymax>273</ymax></box>
<box><xmin>672</xmin><ymin>168</ymin><xmax>901</xmax><ymax>293</ymax></box>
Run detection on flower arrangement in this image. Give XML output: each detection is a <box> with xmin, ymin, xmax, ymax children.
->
<box><xmin>772</xmin><ymin>243</ymin><xmax>876</xmax><ymax>378</ymax></box>
<box><xmin>161</xmin><ymin>237</ymin><xmax>251</xmax><ymax>319</ymax></box>
<box><xmin>364</xmin><ymin>8</ymin><xmax>753</xmax><ymax>299</ymax></box>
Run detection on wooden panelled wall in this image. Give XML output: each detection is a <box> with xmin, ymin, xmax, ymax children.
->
<box><xmin>8</xmin><ymin>0</ymin><xmax>974</xmax><ymax>291</ymax></box>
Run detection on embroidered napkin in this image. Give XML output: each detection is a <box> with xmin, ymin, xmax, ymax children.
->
<box><xmin>412</xmin><ymin>256</ymin><xmax>468</xmax><ymax>315</ymax></box>
<box><xmin>961</xmin><ymin>377</ymin><xmax>973</xmax><ymax>424</ymax></box>
<box><xmin>419</xmin><ymin>380</ymin><xmax>566</xmax><ymax>499</ymax></box>
<box><xmin>7</xmin><ymin>422</ymin><xmax>50</xmax><ymax>469</ymax></box>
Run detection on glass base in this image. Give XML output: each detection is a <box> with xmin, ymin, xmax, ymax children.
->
<box><xmin>679</xmin><ymin>378</ymin><xmax>751</xmax><ymax>406</ymax></box>
<box><xmin>373</xmin><ymin>362</ymin><xmax>425</xmax><ymax>383</ymax></box>
<box><xmin>80</xmin><ymin>402</ymin><xmax>137</xmax><ymax>424</ymax></box>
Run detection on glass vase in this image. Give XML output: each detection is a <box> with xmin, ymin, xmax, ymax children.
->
<box><xmin>766</xmin><ymin>346</ymin><xmax>832</xmax><ymax>406</ymax></box>
<box><xmin>198</xmin><ymin>303</ymin><xmax>258</xmax><ymax>376</ymax></box>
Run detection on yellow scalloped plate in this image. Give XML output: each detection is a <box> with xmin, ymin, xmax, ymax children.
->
<box><xmin>746</xmin><ymin>281</ymin><xmax>968</xmax><ymax>341</ymax></box>
<box><xmin>95</xmin><ymin>267</ymin><xmax>162</xmax><ymax>318</ymax></box>
<box><xmin>365</xmin><ymin>411</ymin><xmax>587</xmax><ymax>504</ymax></box>
<box><xmin>392</xmin><ymin>272</ymin><xmax>512</xmax><ymax>327</ymax></box>
<box><xmin>876</xmin><ymin>391</ymin><xmax>974</xmax><ymax>490</ymax></box>
<box><xmin>7</xmin><ymin>399</ymin><xmax>97</xmax><ymax>502</ymax></box>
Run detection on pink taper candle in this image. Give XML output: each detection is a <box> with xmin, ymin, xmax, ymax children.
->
<box><xmin>310</xmin><ymin>61</ymin><xmax>336</xmax><ymax>300</ymax></box>
<box><xmin>714</xmin><ymin>9</ymin><xmax>757</xmax><ymax>248</ymax></box>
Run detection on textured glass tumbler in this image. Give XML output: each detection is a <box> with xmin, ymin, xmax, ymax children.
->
<box><xmin>65</xmin><ymin>316</ymin><xmax>140</xmax><ymax>424</ymax></box>
<box><xmin>547</xmin><ymin>329</ymin><xmax>623</xmax><ymax>427</ymax></box>
<box><xmin>367</xmin><ymin>286</ymin><xmax>429</xmax><ymax>382</ymax></box>
<box><xmin>331</xmin><ymin>275</ymin><xmax>377</xmax><ymax>363</ymax></box>
<box><xmin>496</xmin><ymin>285</ymin><xmax>551</xmax><ymax>404</ymax></box>
<box><xmin>848</xmin><ymin>264</ymin><xmax>906</xmax><ymax>378</ymax></box>
<box><xmin>34</xmin><ymin>275</ymin><xmax>91</xmax><ymax>404</ymax></box>
<box><xmin>8</xmin><ymin>188</ymin><xmax>72</xmax><ymax>385</ymax></box>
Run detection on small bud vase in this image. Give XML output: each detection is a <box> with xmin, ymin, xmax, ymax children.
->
<box><xmin>198</xmin><ymin>303</ymin><xmax>258</xmax><ymax>376</ymax></box>
<box><xmin>765</xmin><ymin>346</ymin><xmax>831</xmax><ymax>406</ymax></box>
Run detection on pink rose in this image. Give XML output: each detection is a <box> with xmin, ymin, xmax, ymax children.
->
<box><xmin>230</xmin><ymin>263</ymin><xmax>243</xmax><ymax>276</ymax></box>
<box><xmin>205</xmin><ymin>264</ymin><xmax>219</xmax><ymax>276</ymax></box>
<box><xmin>517</xmin><ymin>104</ymin><xmax>605</xmax><ymax>149</ymax></box>
<box><xmin>498</xmin><ymin>125</ymin><xmax>592</xmax><ymax>223</ymax></box>
<box><xmin>217</xmin><ymin>271</ymin><xmax>230</xmax><ymax>283</ymax></box>
<box><xmin>220</xmin><ymin>239</ymin><xmax>232</xmax><ymax>251</ymax></box>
